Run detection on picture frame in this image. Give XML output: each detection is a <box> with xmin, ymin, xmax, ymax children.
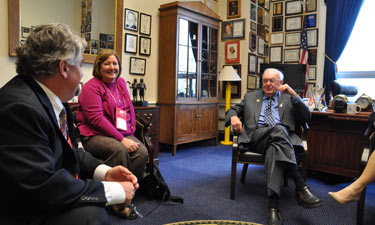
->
<box><xmin>221</xmin><ymin>19</ymin><xmax>245</xmax><ymax>40</ymax></box>
<box><xmin>307</xmin><ymin>29</ymin><xmax>318</xmax><ymax>47</ymax></box>
<box><xmin>285</xmin><ymin>16</ymin><xmax>302</xmax><ymax>32</ymax></box>
<box><xmin>308</xmin><ymin>48</ymin><xmax>317</xmax><ymax>65</ymax></box>
<box><xmin>306</xmin><ymin>14</ymin><xmax>317</xmax><ymax>28</ymax></box>
<box><xmin>285</xmin><ymin>32</ymin><xmax>301</xmax><ymax>46</ymax></box>
<box><xmin>227</xmin><ymin>0</ymin><xmax>241</xmax><ymax>19</ymax></box>
<box><xmin>21</xmin><ymin>27</ymin><xmax>30</xmax><ymax>38</ymax></box>
<box><xmin>257</xmin><ymin>7</ymin><xmax>264</xmax><ymax>24</ymax></box>
<box><xmin>125</xmin><ymin>8</ymin><xmax>139</xmax><ymax>32</ymax></box>
<box><xmin>251</xmin><ymin>21</ymin><xmax>257</xmax><ymax>31</ymax></box>
<box><xmin>257</xmin><ymin>24</ymin><xmax>265</xmax><ymax>37</ymax></box>
<box><xmin>270</xmin><ymin>46</ymin><xmax>283</xmax><ymax>63</ymax></box>
<box><xmin>124</xmin><ymin>33</ymin><xmax>138</xmax><ymax>54</ymax></box>
<box><xmin>139</xmin><ymin>36</ymin><xmax>151</xmax><ymax>56</ymax></box>
<box><xmin>264</xmin><ymin>10</ymin><xmax>270</xmax><ymax>27</ymax></box>
<box><xmin>257</xmin><ymin>37</ymin><xmax>265</xmax><ymax>55</ymax></box>
<box><xmin>306</xmin><ymin>0</ymin><xmax>317</xmax><ymax>12</ymax></box>
<box><xmin>129</xmin><ymin>57</ymin><xmax>146</xmax><ymax>75</ymax></box>
<box><xmin>249</xmin><ymin>31</ymin><xmax>257</xmax><ymax>52</ymax></box>
<box><xmin>247</xmin><ymin>75</ymin><xmax>257</xmax><ymax>90</ymax></box>
<box><xmin>273</xmin><ymin>2</ymin><xmax>283</xmax><ymax>16</ymax></box>
<box><xmin>225</xmin><ymin>40</ymin><xmax>240</xmax><ymax>64</ymax></box>
<box><xmin>272</xmin><ymin>16</ymin><xmax>283</xmax><ymax>32</ymax></box>
<box><xmin>139</xmin><ymin>13</ymin><xmax>152</xmax><ymax>36</ymax></box>
<box><xmin>270</xmin><ymin>32</ymin><xmax>283</xmax><ymax>45</ymax></box>
<box><xmin>250</xmin><ymin>3</ymin><xmax>257</xmax><ymax>21</ymax></box>
<box><xmin>308</xmin><ymin>67</ymin><xmax>317</xmax><ymax>80</ymax></box>
<box><xmin>264</xmin><ymin>0</ymin><xmax>270</xmax><ymax>10</ymax></box>
<box><xmin>285</xmin><ymin>0</ymin><xmax>303</xmax><ymax>16</ymax></box>
<box><xmin>222</xmin><ymin>64</ymin><xmax>242</xmax><ymax>98</ymax></box>
<box><xmin>257</xmin><ymin>56</ymin><xmax>265</xmax><ymax>74</ymax></box>
<box><xmin>205</xmin><ymin>0</ymin><xmax>218</xmax><ymax>14</ymax></box>
<box><xmin>264</xmin><ymin>28</ymin><xmax>270</xmax><ymax>43</ymax></box>
<box><xmin>258</xmin><ymin>0</ymin><xmax>265</xmax><ymax>8</ymax></box>
<box><xmin>248</xmin><ymin>53</ymin><xmax>257</xmax><ymax>74</ymax></box>
<box><xmin>284</xmin><ymin>48</ymin><xmax>300</xmax><ymax>63</ymax></box>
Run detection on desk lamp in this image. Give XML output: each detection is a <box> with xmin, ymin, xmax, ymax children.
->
<box><xmin>218</xmin><ymin>66</ymin><xmax>241</xmax><ymax>145</ymax></box>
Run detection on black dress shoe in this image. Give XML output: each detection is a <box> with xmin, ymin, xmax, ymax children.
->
<box><xmin>267</xmin><ymin>208</ymin><xmax>282</xmax><ymax>225</ymax></box>
<box><xmin>296</xmin><ymin>186</ymin><xmax>323</xmax><ymax>208</ymax></box>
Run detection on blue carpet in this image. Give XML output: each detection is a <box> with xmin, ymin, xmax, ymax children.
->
<box><xmin>111</xmin><ymin>144</ymin><xmax>375</xmax><ymax>225</ymax></box>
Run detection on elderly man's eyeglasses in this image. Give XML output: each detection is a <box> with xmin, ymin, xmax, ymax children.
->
<box><xmin>262</xmin><ymin>79</ymin><xmax>279</xmax><ymax>84</ymax></box>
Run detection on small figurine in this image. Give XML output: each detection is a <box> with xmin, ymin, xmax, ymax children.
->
<box><xmin>138</xmin><ymin>78</ymin><xmax>147</xmax><ymax>102</ymax></box>
<box><xmin>129</xmin><ymin>78</ymin><xmax>138</xmax><ymax>102</ymax></box>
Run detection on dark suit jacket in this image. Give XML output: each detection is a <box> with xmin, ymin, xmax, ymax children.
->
<box><xmin>0</xmin><ymin>75</ymin><xmax>107</xmax><ymax>225</ymax></box>
<box><xmin>225</xmin><ymin>89</ymin><xmax>311</xmax><ymax>147</ymax></box>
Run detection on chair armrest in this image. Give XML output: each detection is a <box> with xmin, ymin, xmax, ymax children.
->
<box><xmin>134</xmin><ymin>114</ymin><xmax>153</xmax><ymax>152</ymax></box>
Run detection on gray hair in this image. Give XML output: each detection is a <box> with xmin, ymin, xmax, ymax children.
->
<box><xmin>16</xmin><ymin>23</ymin><xmax>87</xmax><ymax>78</ymax></box>
<box><xmin>263</xmin><ymin>68</ymin><xmax>284</xmax><ymax>81</ymax></box>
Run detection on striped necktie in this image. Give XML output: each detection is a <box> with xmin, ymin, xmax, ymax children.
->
<box><xmin>264</xmin><ymin>97</ymin><xmax>275</xmax><ymax>127</ymax></box>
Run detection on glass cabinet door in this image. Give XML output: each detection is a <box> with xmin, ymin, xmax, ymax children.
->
<box><xmin>177</xmin><ymin>18</ymin><xmax>198</xmax><ymax>98</ymax></box>
<box><xmin>201</xmin><ymin>25</ymin><xmax>218</xmax><ymax>99</ymax></box>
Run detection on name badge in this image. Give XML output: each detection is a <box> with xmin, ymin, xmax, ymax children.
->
<box><xmin>116</xmin><ymin>107</ymin><xmax>127</xmax><ymax>131</ymax></box>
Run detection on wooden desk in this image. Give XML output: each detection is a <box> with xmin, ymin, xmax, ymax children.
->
<box><xmin>307</xmin><ymin>110</ymin><xmax>371</xmax><ymax>178</ymax></box>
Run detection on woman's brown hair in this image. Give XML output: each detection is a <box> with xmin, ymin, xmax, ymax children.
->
<box><xmin>92</xmin><ymin>49</ymin><xmax>122</xmax><ymax>79</ymax></box>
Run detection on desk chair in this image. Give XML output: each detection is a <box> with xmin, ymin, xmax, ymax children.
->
<box><xmin>357</xmin><ymin>125</ymin><xmax>375</xmax><ymax>225</ymax></box>
<box><xmin>230</xmin><ymin>123</ymin><xmax>308</xmax><ymax>200</ymax></box>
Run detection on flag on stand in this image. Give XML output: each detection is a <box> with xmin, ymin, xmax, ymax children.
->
<box><xmin>300</xmin><ymin>13</ymin><xmax>309</xmax><ymax>97</ymax></box>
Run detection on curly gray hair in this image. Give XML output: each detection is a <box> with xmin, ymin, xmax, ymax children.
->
<box><xmin>16</xmin><ymin>23</ymin><xmax>87</xmax><ymax>78</ymax></box>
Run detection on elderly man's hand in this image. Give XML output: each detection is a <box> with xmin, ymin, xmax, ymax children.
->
<box><xmin>231</xmin><ymin>116</ymin><xmax>243</xmax><ymax>133</ymax></box>
<box><xmin>278</xmin><ymin>84</ymin><xmax>298</xmax><ymax>98</ymax></box>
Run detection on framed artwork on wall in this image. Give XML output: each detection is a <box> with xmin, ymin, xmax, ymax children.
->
<box><xmin>307</xmin><ymin>29</ymin><xmax>318</xmax><ymax>47</ymax></box>
<box><xmin>285</xmin><ymin>16</ymin><xmax>302</xmax><ymax>32</ymax></box>
<box><xmin>139</xmin><ymin>36</ymin><xmax>151</xmax><ymax>56</ymax></box>
<box><xmin>205</xmin><ymin>0</ymin><xmax>218</xmax><ymax>14</ymax></box>
<box><xmin>124</xmin><ymin>8</ymin><xmax>139</xmax><ymax>32</ymax></box>
<box><xmin>129</xmin><ymin>57</ymin><xmax>146</xmax><ymax>75</ymax></box>
<box><xmin>307</xmin><ymin>14</ymin><xmax>317</xmax><ymax>28</ymax></box>
<box><xmin>248</xmin><ymin>53</ymin><xmax>257</xmax><ymax>74</ymax></box>
<box><xmin>285</xmin><ymin>32</ymin><xmax>301</xmax><ymax>46</ymax></box>
<box><xmin>139</xmin><ymin>13</ymin><xmax>152</xmax><ymax>36</ymax></box>
<box><xmin>257</xmin><ymin>37</ymin><xmax>265</xmax><ymax>55</ymax></box>
<box><xmin>257</xmin><ymin>56</ymin><xmax>265</xmax><ymax>74</ymax></box>
<box><xmin>285</xmin><ymin>0</ymin><xmax>303</xmax><ymax>16</ymax></box>
<box><xmin>227</xmin><ymin>0</ymin><xmax>241</xmax><ymax>19</ymax></box>
<box><xmin>270</xmin><ymin>32</ymin><xmax>283</xmax><ymax>45</ymax></box>
<box><xmin>306</xmin><ymin>0</ymin><xmax>317</xmax><ymax>12</ymax></box>
<box><xmin>270</xmin><ymin>46</ymin><xmax>283</xmax><ymax>63</ymax></box>
<box><xmin>221</xmin><ymin>19</ymin><xmax>245</xmax><ymax>40</ymax></box>
<box><xmin>308</xmin><ymin>48</ymin><xmax>317</xmax><ymax>65</ymax></box>
<box><xmin>249</xmin><ymin>31</ymin><xmax>257</xmax><ymax>52</ymax></box>
<box><xmin>272</xmin><ymin>16</ymin><xmax>283</xmax><ymax>32</ymax></box>
<box><xmin>247</xmin><ymin>75</ymin><xmax>257</xmax><ymax>90</ymax></box>
<box><xmin>284</xmin><ymin>48</ymin><xmax>300</xmax><ymax>63</ymax></box>
<box><xmin>225</xmin><ymin>40</ymin><xmax>240</xmax><ymax>64</ymax></box>
<box><xmin>308</xmin><ymin>67</ymin><xmax>317</xmax><ymax>80</ymax></box>
<box><xmin>124</xmin><ymin>33</ymin><xmax>137</xmax><ymax>54</ymax></box>
<box><xmin>273</xmin><ymin>2</ymin><xmax>283</xmax><ymax>16</ymax></box>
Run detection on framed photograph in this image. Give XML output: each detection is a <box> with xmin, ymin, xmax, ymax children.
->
<box><xmin>272</xmin><ymin>16</ymin><xmax>283</xmax><ymax>32</ymax></box>
<box><xmin>21</xmin><ymin>27</ymin><xmax>30</xmax><ymax>38</ymax></box>
<box><xmin>222</xmin><ymin>64</ymin><xmax>242</xmax><ymax>98</ymax></box>
<box><xmin>270</xmin><ymin>32</ymin><xmax>283</xmax><ymax>45</ymax></box>
<box><xmin>205</xmin><ymin>0</ymin><xmax>218</xmax><ymax>14</ymax></box>
<box><xmin>308</xmin><ymin>48</ymin><xmax>317</xmax><ymax>65</ymax></box>
<box><xmin>139</xmin><ymin>36</ymin><xmax>151</xmax><ymax>56</ymax></box>
<box><xmin>227</xmin><ymin>0</ymin><xmax>241</xmax><ymax>19</ymax></box>
<box><xmin>257</xmin><ymin>7</ymin><xmax>264</xmax><ymax>24</ymax></box>
<box><xmin>248</xmin><ymin>53</ymin><xmax>257</xmax><ymax>74</ymax></box>
<box><xmin>306</xmin><ymin>0</ymin><xmax>317</xmax><ymax>12</ymax></box>
<box><xmin>285</xmin><ymin>1</ymin><xmax>302</xmax><ymax>16</ymax></box>
<box><xmin>257</xmin><ymin>24</ymin><xmax>265</xmax><ymax>37</ymax></box>
<box><xmin>307</xmin><ymin>14</ymin><xmax>317</xmax><ymax>28</ymax></box>
<box><xmin>264</xmin><ymin>0</ymin><xmax>270</xmax><ymax>10</ymax></box>
<box><xmin>285</xmin><ymin>16</ymin><xmax>302</xmax><ymax>31</ymax></box>
<box><xmin>250</xmin><ymin>3</ymin><xmax>257</xmax><ymax>21</ymax></box>
<box><xmin>221</xmin><ymin>19</ymin><xmax>245</xmax><ymax>40</ymax></box>
<box><xmin>284</xmin><ymin>48</ymin><xmax>300</xmax><ymax>63</ymax></box>
<box><xmin>225</xmin><ymin>40</ymin><xmax>240</xmax><ymax>64</ymax></box>
<box><xmin>247</xmin><ymin>75</ymin><xmax>257</xmax><ymax>90</ymax></box>
<box><xmin>249</xmin><ymin>32</ymin><xmax>257</xmax><ymax>52</ymax></box>
<box><xmin>307</xmin><ymin>29</ymin><xmax>318</xmax><ymax>47</ymax></box>
<box><xmin>91</xmin><ymin>40</ymin><xmax>99</xmax><ymax>49</ymax></box>
<box><xmin>285</xmin><ymin>32</ymin><xmax>301</xmax><ymax>46</ymax></box>
<box><xmin>257</xmin><ymin>56</ymin><xmax>265</xmax><ymax>74</ymax></box>
<box><xmin>107</xmin><ymin>34</ymin><xmax>114</xmax><ymax>42</ymax></box>
<box><xmin>124</xmin><ymin>33</ymin><xmax>137</xmax><ymax>54</ymax></box>
<box><xmin>270</xmin><ymin>46</ymin><xmax>283</xmax><ymax>63</ymax></box>
<box><xmin>251</xmin><ymin>21</ymin><xmax>257</xmax><ymax>31</ymax></box>
<box><xmin>125</xmin><ymin>8</ymin><xmax>139</xmax><ymax>32</ymax></box>
<box><xmin>139</xmin><ymin>13</ymin><xmax>152</xmax><ymax>36</ymax></box>
<box><xmin>257</xmin><ymin>37</ymin><xmax>265</xmax><ymax>55</ymax></box>
<box><xmin>264</xmin><ymin>11</ymin><xmax>270</xmax><ymax>27</ymax></box>
<box><xmin>129</xmin><ymin>57</ymin><xmax>146</xmax><ymax>75</ymax></box>
<box><xmin>308</xmin><ymin>67</ymin><xmax>317</xmax><ymax>80</ymax></box>
<box><xmin>99</xmin><ymin>33</ymin><xmax>107</xmax><ymax>41</ymax></box>
<box><xmin>273</xmin><ymin>2</ymin><xmax>283</xmax><ymax>16</ymax></box>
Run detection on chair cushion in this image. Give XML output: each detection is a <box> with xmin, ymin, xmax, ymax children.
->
<box><xmin>238</xmin><ymin>151</ymin><xmax>265</xmax><ymax>163</ymax></box>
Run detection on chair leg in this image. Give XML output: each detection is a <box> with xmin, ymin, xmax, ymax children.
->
<box><xmin>357</xmin><ymin>187</ymin><xmax>366</xmax><ymax>225</ymax></box>
<box><xmin>240</xmin><ymin>164</ymin><xmax>249</xmax><ymax>184</ymax></box>
<box><xmin>231</xmin><ymin>151</ymin><xmax>238</xmax><ymax>200</ymax></box>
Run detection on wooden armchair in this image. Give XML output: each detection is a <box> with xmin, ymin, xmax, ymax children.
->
<box><xmin>230</xmin><ymin>123</ymin><xmax>309</xmax><ymax>200</ymax></box>
<box><xmin>357</xmin><ymin>125</ymin><xmax>375</xmax><ymax>225</ymax></box>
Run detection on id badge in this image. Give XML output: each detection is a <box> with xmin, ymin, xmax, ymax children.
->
<box><xmin>116</xmin><ymin>107</ymin><xmax>128</xmax><ymax>131</ymax></box>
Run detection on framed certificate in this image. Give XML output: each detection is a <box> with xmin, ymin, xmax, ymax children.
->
<box><xmin>129</xmin><ymin>57</ymin><xmax>146</xmax><ymax>75</ymax></box>
<box><xmin>306</xmin><ymin>0</ymin><xmax>317</xmax><ymax>12</ymax></box>
<box><xmin>308</xmin><ymin>67</ymin><xmax>317</xmax><ymax>80</ymax></box>
<box><xmin>270</xmin><ymin>46</ymin><xmax>283</xmax><ymax>63</ymax></box>
<box><xmin>257</xmin><ymin>56</ymin><xmax>264</xmax><ymax>74</ymax></box>
<box><xmin>285</xmin><ymin>32</ymin><xmax>301</xmax><ymax>46</ymax></box>
<box><xmin>257</xmin><ymin>37</ymin><xmax>265</xmax><ymax>55</ymax></box>
<box><xmin>270</xmin><ymin>32</ymin><xmax>283</xmax><ymax>45</ymax></box>
<box><xmin>247</xmin><ymin>75</ymin><xmax>257</xmax><ymax>90</ymax></box>
<box><xmin>272</xmin><ymin>16</ymin><xmax>283</xmax><ymax>32</ymax></box>
<box><xmin>248</xmin><ymin>53</ymin><xmax>257</xmax><ymax>74</ymax></box>
<box><xmin>285</xmin><ymin>1</ymin><xmax>302</xmax><ymax>16</ymax></box>
<box><xmin>284</xmin><ymin>48</ymin><xmax>300</xmax><ymax>63</ymax></box>
<box><xmin>307</xmin><ymin>29</ymin><xmax>318</xmax><ymax>47</ymax></box>
<box><xmin>285</xmin><ymin>16</ymin><xmax>302</xmax><ymax>32</ymax></box>
<box><xmin>225</xmin><ymin>40</ymin><xmax>240</xmax><ymax>64</ymax></box>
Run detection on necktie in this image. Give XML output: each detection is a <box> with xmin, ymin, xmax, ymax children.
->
<box><xmin>59</xmin><ymin>108</ymin><xmax>68</xmax><ymax>140</ymax></box>
<box><xmin>264</xmin><ymin>97</ymin><xmax>275</xmax><ymax>127</ymax></box>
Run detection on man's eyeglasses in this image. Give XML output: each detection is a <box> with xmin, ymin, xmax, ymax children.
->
<box><xmin>262</xmin><ymin>79</ymin><xmax>279</xmax><ymax>84</ymax></box>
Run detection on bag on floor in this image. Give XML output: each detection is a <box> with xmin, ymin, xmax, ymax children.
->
<box><xmin>139</xmin><ymin>164</ymin><xmax>183</xmax><ymax>203</ymax></box>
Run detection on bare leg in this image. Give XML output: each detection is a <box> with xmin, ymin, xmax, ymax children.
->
<box><xmin>329</xmin><ymin>151</ymin><xmax>375</xmax><ymax>204</ymax></box>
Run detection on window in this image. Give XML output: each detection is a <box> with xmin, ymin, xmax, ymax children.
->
<box><xmin>336</xmin><ymin>0</ymin><xmax>375</xmax><ymax>98</ymax></box>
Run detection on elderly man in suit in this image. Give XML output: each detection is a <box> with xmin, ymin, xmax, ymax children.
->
<box><xmin>0</xmin><ymin>23</ymin><xmax>138</xmax><ymax>225</ymax></box>
<box><xmin>226</xmin><ymin>68</ymin><xmax>322</xmax><ymax>225</ymax></box>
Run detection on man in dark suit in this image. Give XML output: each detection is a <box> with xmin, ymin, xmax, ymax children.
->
<box><xmin>226</xmin><ymin>68</ymin><xmax>322</xmax><ymax>225</ymax></box>
<box><xmin>0</xmin><ymin>23</ymin><xmax>138</xmax><ymax>225</ymax></box>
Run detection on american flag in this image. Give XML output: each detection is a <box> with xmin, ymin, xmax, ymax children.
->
<box><xmin>300</xmin><ymin>14</ymin><xmax>309</xmax><ymax>97</ymax></box>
